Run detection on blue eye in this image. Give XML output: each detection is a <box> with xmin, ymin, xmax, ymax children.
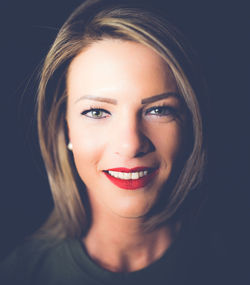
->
<box><xmin>145</xmin><ymin>105</ymin><xmax>176</xmax><ymax>117</ymax></box>
<box><xmin>81</xmin><ymin>108</ymin><xmax>110</xmax><ymax>119</ymax></box>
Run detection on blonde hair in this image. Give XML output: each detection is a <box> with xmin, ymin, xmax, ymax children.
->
<box><xmin>36</xmin><ymin>0</ymin><xmax>207</xmax><ymax>239</ymax></box>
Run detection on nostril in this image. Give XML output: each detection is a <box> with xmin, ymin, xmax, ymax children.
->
<box><xmin>135</xmin><ymin>151</ymin><xmax>146</xmax><ymax>158</ymax></box>
<box><xmin>135</xmin><ymin>140</ymin><xmax>155</xmax><ymax>158</ymax></box>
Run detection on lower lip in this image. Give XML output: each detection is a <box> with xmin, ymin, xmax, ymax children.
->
<box><xmin>103</xmin><ymin>169</ymin><xmax>159</xmax><ymax>190</ymax></box>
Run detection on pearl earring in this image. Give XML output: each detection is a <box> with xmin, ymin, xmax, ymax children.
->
<box><xmin>67</xmin><ymin>142</ymin><xmax>73</xmax><ymax>151</ymax></box>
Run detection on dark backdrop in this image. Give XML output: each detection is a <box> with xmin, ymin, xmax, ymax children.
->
<box><xmin>1</xmin><ymin>0</ymin><xmax>249</xmax><ymax>261</ymax></box>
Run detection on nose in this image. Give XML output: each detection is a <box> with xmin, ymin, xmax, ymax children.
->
<box><xmin>111</xmin><ymin>115</ymin><xmax>155</xmax><ymax>158</ymax></box>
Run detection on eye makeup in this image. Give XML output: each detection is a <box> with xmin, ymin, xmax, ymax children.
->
<box><xmin>79</xmin><ymin>99</ymin><xmax>183</xmax><ymax>122</ymax></box>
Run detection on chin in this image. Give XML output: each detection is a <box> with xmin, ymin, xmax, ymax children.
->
<box><xmin>109</xmin><ymin>199</ymin><xmax>153</xmax><ymax>219</ymax></box>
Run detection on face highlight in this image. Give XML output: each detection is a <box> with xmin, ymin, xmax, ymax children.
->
<box><xmin>66</xmin><ymin>39</ymin><xmax>186</xmax><ymax>219</ymax></box>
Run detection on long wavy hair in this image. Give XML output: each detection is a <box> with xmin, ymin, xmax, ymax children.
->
<box><xmin>36</xmin><ymin>0</ymin><xmax>208</xmax><ymax>239</ymax></box>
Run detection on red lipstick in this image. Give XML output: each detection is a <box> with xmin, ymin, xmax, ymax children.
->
<box><xmin>103</xmin><ymin>167</ymin><xmax>159</xmax><ymax>190</ymax></box>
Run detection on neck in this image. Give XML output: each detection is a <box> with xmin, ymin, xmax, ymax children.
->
<box><xmin>82</xmin><ymin>209</ymin><xmax>180</xmax><ymax>272</ymax></box>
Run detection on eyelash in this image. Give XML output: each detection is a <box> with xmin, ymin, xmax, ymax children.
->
<box><xmin>145</xmin><ymin>104</ymin><xmax>177</xmax><ymax>117</ymax></box>
<box><xmin>80</xmin><ymin>104</ymin><xmax>177</xmax><ymax>119</ymax></box>
<box><xmin>81</xmin><ymin>106</ymin><xmax>111</xmax><ymax>119</ymax></box>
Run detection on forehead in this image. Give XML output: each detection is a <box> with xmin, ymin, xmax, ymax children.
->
<box><xmin>66</xmin><ymin>39</ymin><xmax>177</xmax><ymax>99</ymax></box>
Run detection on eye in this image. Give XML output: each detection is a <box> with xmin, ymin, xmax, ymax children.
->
<box><xmin>145</xmin><ymin>105</ymin><xmax>176</xmax><ymax>117</ymax></box>
<box><xmin>81</xmin><ymin>108</ymin><xmax>110</xmax><ymax>119</ymax></box>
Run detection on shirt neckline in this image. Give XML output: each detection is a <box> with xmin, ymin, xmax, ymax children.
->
<box><xmin>65</xmin><ymin>226</ymin><xmax>191</xmax><ymax>284</ymax></box>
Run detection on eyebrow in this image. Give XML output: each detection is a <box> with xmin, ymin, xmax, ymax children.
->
<box><xmin>74</xmin><ymin>95</ymin><xmax>117</xmax><ymax>105</ymax></box>
<box><xmin>141</xmin><ymin>92</ymin><xmax>179</xmax><ymax>104</ymax></box>
<box><xmin>74</xmin><ymin>92</ymin><xmax>179</xmax><ymax>105</ymax></box>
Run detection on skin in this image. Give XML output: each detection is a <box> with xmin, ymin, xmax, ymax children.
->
<box><xmin>66</xmin><ymin>39</ymin><xmax>186</xmax><ymax>272</ymax></box>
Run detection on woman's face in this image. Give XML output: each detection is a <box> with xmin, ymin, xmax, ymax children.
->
<box><xmin>66</xmin><ymin>39</ymin><xmax>186</xmax><ymax>219</ymax></box>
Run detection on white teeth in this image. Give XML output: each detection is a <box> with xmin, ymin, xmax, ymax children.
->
<box><xmin>109</xmin><ymin>171</ymin><xmax>119</xmax><ymax>178</ymax></box>
<box><xmin>124</xmin><ymin>173</ymin><xmax>131</xmax><ymax>180</ymax></box>
<box><xmin>131</xmin><ymin>172</ymin><xmax>139</xmax><ymax>179</ymax></box>
<box><xmin>139</xmin><ymin>171</ymin><xmax>144</xmax><ymax>178</ymax></box>
<box><xmin>107</xmin><ymin>170</ymin><xmax>149</xmax><ymax>180</ymax></box>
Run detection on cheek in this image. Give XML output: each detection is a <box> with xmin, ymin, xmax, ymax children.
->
<box><xmin>150</xmin><ymin>123</ymin><xmax>183</xmax><ymax>161</ymax></box>
<box><xmin>69</xmin><ymin>126</ymin><xmax>107</xmax><ymax>176</ymax></box>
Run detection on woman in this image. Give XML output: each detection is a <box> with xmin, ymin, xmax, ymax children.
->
<box><xmin>1</xmin><ymin>0</ymin><xmax>219</xmax><ymax>284</ymax></box>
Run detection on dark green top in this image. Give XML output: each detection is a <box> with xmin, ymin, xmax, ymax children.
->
<box><xmin>0</xmin><ymin>228</ymin><xmax>229</xmax><ymax>285</ymax></box>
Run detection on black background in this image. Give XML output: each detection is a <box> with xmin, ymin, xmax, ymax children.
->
<box><xmin>1</xmin><ymin>0</ymin><xmax>249</xmax><ymax>262</ymax></box>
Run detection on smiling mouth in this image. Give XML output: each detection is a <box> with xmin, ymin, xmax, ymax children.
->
<box><xmin>103</xmin><ymin>167</ymin><xmax>159</xmax><ymax>190</ymax></box>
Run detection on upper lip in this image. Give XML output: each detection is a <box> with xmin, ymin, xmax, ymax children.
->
<box><xmin>104</xmin><ymin>167</ymin><xmax>157</xmax><ymax>173</ymax></box>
